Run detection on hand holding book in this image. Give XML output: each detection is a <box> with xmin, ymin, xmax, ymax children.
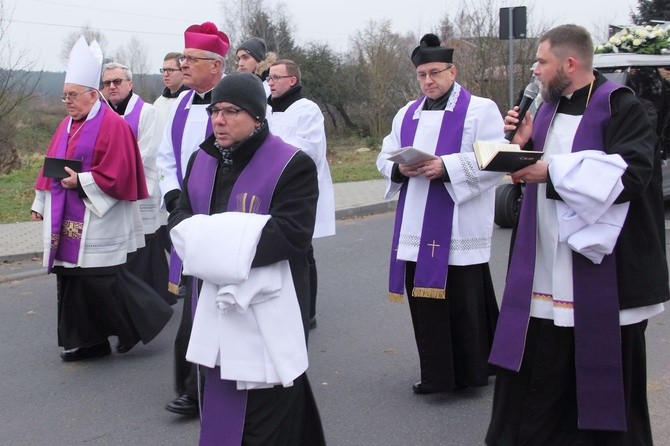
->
<box><xmin>472</xmin><ymin>140</ymin><xmax>542</xmax><ymax>172</ymax></box>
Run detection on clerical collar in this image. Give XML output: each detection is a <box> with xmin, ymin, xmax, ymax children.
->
<box><xmin>268</xmin><ymin>85</ymin><xmax>303</xmax><ymax>112</ymax></box>
<box><xmin>557</xmin><ymin>72</ymin><xmax>605</xmax><ymax>116</ymax></box>
<box><xmin>192</xmin><ymin>90</ymin><xmax>212</xmax><ymax>105</ymax></box>
<box><xmin>110</xmin><ymin>90</ymin><xmax>133</xmax><ymax>115</ymax></box>
<box><xmin>423</xmin><ymin>84</ymin><xmax>455</xmax><ymax>110</ymax></box>
<box><xmin>162</xmin><ymin>85</ymin><xmax>189</xmax><ymax>99</ymax></box>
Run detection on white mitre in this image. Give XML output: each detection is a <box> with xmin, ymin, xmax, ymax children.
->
<box><xmin>64</xmin><ymin>36</ymin><xmax>103</xmax><ymax>89</ymax></box>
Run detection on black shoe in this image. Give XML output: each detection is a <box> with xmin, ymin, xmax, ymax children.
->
<box><xmin>60</xmin><ymin>341</ymin><xmax>111</xmax><ymax>362</ymax></box>
<box><xmin>309</xmin><ymin>316</ymin><xmax>317</xmax><ymax>330</ymax></box>
<box><xmin>165</xmin><ymin>394</ymin><xmax>199</xmax><ymax>416</ymax></box>
<box><xmin>116</xmin><ymin>342</ymin><xmax>135</xmax><ymax>354</ymax></box>
<box><xmin>412</xmin><ymin>381</ymin><xmax>449</xmax><ymax>395</ymax></box>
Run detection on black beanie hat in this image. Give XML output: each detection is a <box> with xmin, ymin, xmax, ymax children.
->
<box><xmin>411</xmin><ymin>33</ymin><xmax>454</xmax><ymax>67</ymax></box>
<box><xmin>237</xmin><ymin>37</ymin><xmax>267</xmax><ymax>62</ymax></box>
<box><xmin>211</xmin><ymin>72</ymin><xmax>266</xmax><ymax>121</ymax></box>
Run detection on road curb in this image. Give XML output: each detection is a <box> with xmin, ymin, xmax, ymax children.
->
<box><xmin>0</xmin><ymin>202</ymin><xmax>398</xmax><ymax>282</ymax></box>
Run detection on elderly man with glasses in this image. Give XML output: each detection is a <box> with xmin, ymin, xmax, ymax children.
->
<box><xmin>155</xmin><ymin>21</ymin><xmax>230</xmax><ymax>417</ymax></box>
<box><xmin>376</xmin><ymin>33</ymin><xmax>506</xmax><ymax>395</ymax></box>
<box><xmin>100</xmin><ymin>62</ymin><xmax>175</xmax><ymax>307</ymax></box>
<box><xmin>30</xmin><ymin>37</ymin><xmax>172</xmax><ymax>362</ymax></box>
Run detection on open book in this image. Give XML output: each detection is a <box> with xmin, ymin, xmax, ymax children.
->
<box><xmin>473</xmin><ymin>140</ymin><xmax>542</xmax><ymax>172</ymax></box>
<box><xmin>386</xmin><ymin>146</ymin><xmax>438</xmax><ymax>165</ymax></box>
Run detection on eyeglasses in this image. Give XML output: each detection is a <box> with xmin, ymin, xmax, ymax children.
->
<box><xmin>101</xmin><ymin>78</ymin><xmax>125</xmax><ymax>87</ymax></box>
<box><xmin>267</xmin><ymin>74</ymin><xmax>293</xmax><ymax>83</ymax></box>
<box><xmin>206</xmin><ymin>105</ymin><xmax>244</xmax><ymax>119</ymax></box>
<box><xmin>159</xmin><ymin>68</ymin><xmax>180</xmax><ymax>74</ymax></box>
<box><xmin>61</xmin><ymin>89</ymin><xmax>94</xmax><ymax>102</ymax></box>
<box><xmin>179</xmin><ymin>55</ymin><xmax>216</xmax><ymax>64</ymax></box>
<box><xmin>416</xmin><ymin>65</ymin><xmax>452</xmax><ymax>81</ymax></box>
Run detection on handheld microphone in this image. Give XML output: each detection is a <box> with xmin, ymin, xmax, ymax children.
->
<box><xmin>505</xmin><ymin>82</ymin><xmax>540</xmax><ymax>141</ymax></box>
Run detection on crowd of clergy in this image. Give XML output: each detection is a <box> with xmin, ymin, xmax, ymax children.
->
<box><xmin>30</xmin><ymin>17</ymin><xmax>669</xmax><ymax>446</ymax></box>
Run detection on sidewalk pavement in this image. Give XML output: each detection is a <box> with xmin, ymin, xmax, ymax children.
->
<box><xmin>0</xmin><ymin>179</ymin><xmax>396</xmax><ymax>269</ymax></box>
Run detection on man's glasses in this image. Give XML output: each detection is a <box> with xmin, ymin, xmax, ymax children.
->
<box><xmin>159</xmin><ymin>68</ymin><xmax>180</xmax><ymax>74</ymax></box>
<box><xmin>416</xmin><ymin>65</ymin><xmax>452</xmax><ymax>81</ymax></box>
<box><xmin>179</xmin><ymin>55</ymin><xmax>216</xmax><ymax>64</ymax></box>
<box><xmin>267</xmin><ymin>75</ymin><xmax>292</xmax><ymax>83</ymax></box>
<box><xmin>61</xmin><ymin>89</ymin><xmax>94</xmax><ymax>102</ymax></box>
<box><xmin>101</xmin><ymin>78</ymin><xmax>125</xmax><ymax>87</ymax></box>
<box><xmin>206</xmin><ymin>105</ymin><xmax>244</xmax><ymax>119</ymax></box>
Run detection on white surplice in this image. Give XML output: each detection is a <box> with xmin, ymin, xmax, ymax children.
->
<box><xmin>171</xmin><ymin>212</ymin><xmax>308</xmax><ymax>389</ymax></box>
<box><xmin>377</xmin><ymin>84</ymin><xmax>506</xmax><ymax>265</ymax></box>
<box><xmin>267</xmin><ymin>98</ymin><xmax>336</xmax><ymax>238</ymax></box>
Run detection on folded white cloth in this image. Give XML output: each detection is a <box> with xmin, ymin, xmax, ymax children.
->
<box><xmin>216</xmin><ymin>262</ymin><xmax>283</xmax><ymax>312</ymax></box>
<box><xmin>556</xmin><ymin>201</ymin><xmax>629</xmax><ymax>263</ymax></box>
<box><xmin>549</xmin><ymin>150</ymin><xmax>627</xmax><ymax>225</ymax></box>
<box><xmin>178</xmin><ymin>212</ymin><xmax>308</xmax><ymax>388</ymax></box>
<box><xmin>170</xmin><ymin>212</ymin><xmax>271</xmax><ymax>284</ymax></box>
<box><xmin>550</xmin><ymin>150</ymin><xmax>629</xmax><ymax>264</ymax></box>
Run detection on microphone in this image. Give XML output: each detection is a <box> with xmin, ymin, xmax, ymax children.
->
<box><xmin>505</xmin><ymin>82</ymin><xmax>540</xmax><ymax>141</ymax></box>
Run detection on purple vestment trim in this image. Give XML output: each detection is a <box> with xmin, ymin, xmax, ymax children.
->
<box><xmin>168</xmin><ymin>90</ymin><xmax>212</xmax><ymax>290</ymax></box>
<box><xmin>187</xmin><ymin>134</ymin><xmax>299</xmax><ymax>446</ymax></box>
<box><xmin>123</xmin><ymin>96</ymin><xmax>144</xmax><ymax>138</ymax></box>
<box><xmin>489</xmin><ymin>80</ymin><xmax>627</xmax><ymax>431</ymax></box>
<box><xmin>48</xmin><ymin>104</ymin><xmax>106</xmax><ymax>271</ymax></box>
<box><xmin>171</xmin><ymin>90</ymin><xmax>213</xmax><ymax>187</ymax></box>
<box><xmin>388</xmin><ymin>89</ymin><xmax>470</xmax><ymax>299</ymax></box>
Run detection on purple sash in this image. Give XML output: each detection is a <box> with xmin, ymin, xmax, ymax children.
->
<box><xmin>123</xmin><ymin>95</ymin><xmax>144</xmax><ymax>138</ymax></box>
<box><xmin>489</xmin><ymin>80</ymin><xmax>627</xmax><ymax>431</ymax></box>
<box><xmin>187</xmin><ymin>134</ymin><xmax>299</xmax><ymax>446</ymax></box>
<box><xmin>48</xmin><ymin>104</ymin><xmax>106</xmax><ymax>271</ymax></box>
<box><xmin>388</xmin><ymin>89</ymin><xmax>470</xmax><ymax>301</ymax></box>
<box><xmin>168</xmin><ymin>89</ymin><xmax>213</xmax><ymax>292</ymax></box>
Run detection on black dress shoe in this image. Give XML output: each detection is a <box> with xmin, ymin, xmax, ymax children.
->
<box><xmin>309</xmin><ymin>316</ymin><xmax>317</xmax><ymax>330</ymax></box>
<box><xmin>116</xmin><ymin>343</ymin><xmax>135</xmax><ymax>354</ymax></box>
<box><xmin>412</xmin><ymin>381</ymin><xmax>449</xmax><ymax>395</ymax></box>
<box><xmin>165</xmin><ymin>394</ymin><xmax>199</xmax><ymax>416</ymax></box>
<box><xmin>60</xmin><ymin>341</ymin><xmax>111</xmax><ymax>362</ymax></box>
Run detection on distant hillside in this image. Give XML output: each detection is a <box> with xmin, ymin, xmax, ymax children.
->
<box><xmin>16</xmin><ymin>70</ymin><xmax>165</xmax><ymax>102</ymax></box>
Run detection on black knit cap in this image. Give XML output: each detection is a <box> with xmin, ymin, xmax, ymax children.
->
<box><xmin>411</xmin><ymin>33</ymin><xmax>454</xmax><ymax>67</ymax></box>
<box><xmin>211</xmin><ymin>72</ymin><xmax>266</xmax><ymax>121</ymax></box>
<box><xmin>236</xmin><ymin>37</ymin><xmax>267</xmax><ymax>62</ymax></box>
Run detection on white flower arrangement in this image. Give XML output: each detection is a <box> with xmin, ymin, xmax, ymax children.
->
<box><xmin>595</xmin><ymin>24</ymin><xmax>670</xmax><ymax>55</ymax></box>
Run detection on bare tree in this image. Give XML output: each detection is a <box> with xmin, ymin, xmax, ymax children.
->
<box><xmin>349</xmin><ymin>20</ymin><xmax>417</xmax><ymax>138</ymax></box>
<box><xmin>59</xmin><ymin>25</ymin><xmax>109</xmax><ymax>68</ymax></box>
<box><xmin>114</xmin><ymin>36</ymin><xmax>154</xmax><ymax>98</ymax></box>
<box><xmin>450</xmin><ymin>0</ymin><xmax>544</xmax><ymax>113</ymax></box>
<box><xmin>0</xmin><ymin>0</ymin><xmax>42</xmax><ymax>173</ymax></box>
<box><xmin>220</xmin><ymin>0</ymin><xmax>298</xmax><ymax>70</ymax></box>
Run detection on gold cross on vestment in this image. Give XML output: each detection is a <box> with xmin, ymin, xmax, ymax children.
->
<box><xmin>428</xmin><ymin>240</ymin><xmax>440</xmax><ymax>258</ymax></box>
<box><xmin>61</xmin><ymin>220</ymin><xmax>83</xmax><ymax>239</ymax></box>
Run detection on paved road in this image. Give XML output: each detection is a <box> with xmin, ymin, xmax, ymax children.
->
<box><xmin>1</xmin><ymin>212</ymin><xmax>669</xmax><ymax>445</ymax></box>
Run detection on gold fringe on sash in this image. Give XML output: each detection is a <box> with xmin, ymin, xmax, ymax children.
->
<box><xmin>167</xmin><ymin>282</ymin><xmax>181</xmax><ymax>295</ymax></box>
<box><xmin>388</xmin><ymin>292</ymin><xmax>405</xmax><ymax>303</ymax></box>
<box><xmin>412</xmin><ymin>287</ymin><xmax>446</xmax><ymax>299</ymax></box>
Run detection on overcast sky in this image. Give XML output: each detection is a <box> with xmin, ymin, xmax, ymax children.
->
<box><xmin>7</xmin><ymin>0</ymin><xmax>638</xmax><ymax>73</ymax></box>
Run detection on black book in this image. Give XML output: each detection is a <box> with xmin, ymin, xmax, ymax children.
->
<box><xmin>43</xmin><ymin>157</ymin><xmax>83</xmax><ymax>179</ymax></box>
<box><xmin>473</xmin><ymin>140</ymin><xmax>542</xmax><ymax>172</ymax></box>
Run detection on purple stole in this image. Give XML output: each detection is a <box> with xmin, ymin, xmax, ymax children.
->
<box><xmin>168</xmin><ymin>89</ymin><xmax>213</xmax><ymax>293</ymax></box>
<box><xmin>489</xmin><ymin>80</ymin><xmax>628</xmax><ymax>431</ymax></box>
<box><xmin>187</xmin><ymin>135</ymin><xmax>299</xmax><ymax>446</ymax></box>
<box><xmin>388</xmin><ymin>89</ymin><xmax>470</xmax><ymax>301</ymax></box>
<box><xmin>123</xmin><ymin>95</ymin><xmax>144</xmax><ymax>138</ymax></box>
<box><xmin>47</xmin><ymin>104</ymin><xmax>106</xmax><ymax>271</ymax></box>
